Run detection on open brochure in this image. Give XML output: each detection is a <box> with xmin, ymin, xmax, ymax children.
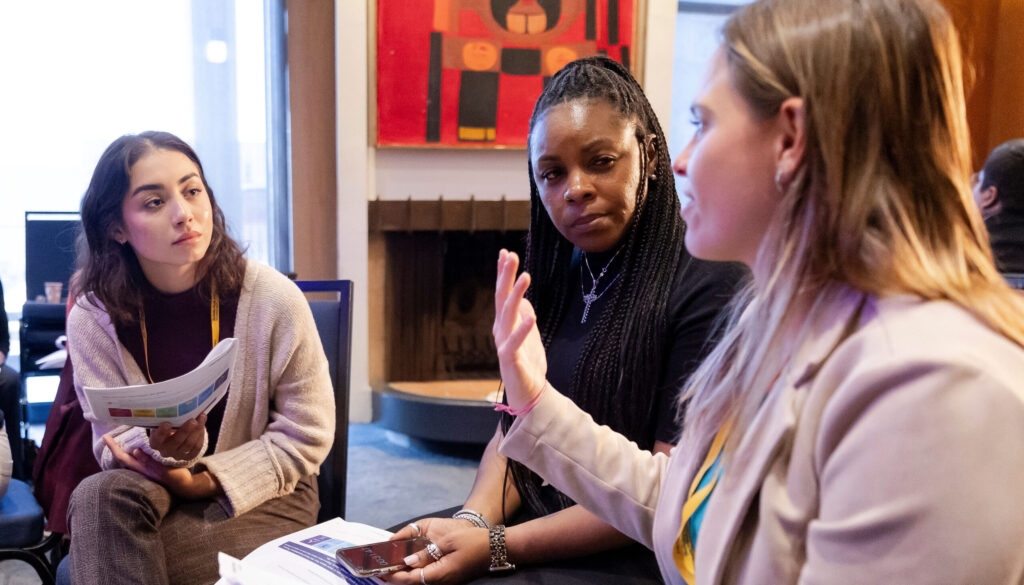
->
<box><xmin>216</xmin><ymin>518</ymin><xmax>394</xmax><ymax>585</ymax></box>
<box><xmin>82</xmin><ymin>338</ymin><xmax>238</xmax><ymax>428</ymax></box>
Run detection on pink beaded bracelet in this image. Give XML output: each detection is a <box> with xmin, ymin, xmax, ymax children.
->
<box><xmin>493</xmin><ymin>385</ymin><xmax>545</xmax><ymax>417</ymax></box>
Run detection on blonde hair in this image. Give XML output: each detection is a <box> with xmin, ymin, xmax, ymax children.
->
<box><xmin>681</xmin><ymin>0</ymin><xmax>1024</xmax><ymax>448</ymax></box>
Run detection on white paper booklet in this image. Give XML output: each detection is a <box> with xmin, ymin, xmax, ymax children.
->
<box><xmin>35</xmin><ymin>348</ymin><xmax>67</xmax><ymax>370</ymax></box>
<box><xmin>82</xmin><ymin>337</ymin><xmax>238</xmax><ymax>428</ymax></box>
<box><xmin>215</xmin><ymin>518</ymin><xmax>393</xmax><ymax>585</ymax></box>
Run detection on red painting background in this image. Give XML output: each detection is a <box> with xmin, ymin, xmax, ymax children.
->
<box><xmin>376</xmin><ymin>0</ymin><xmax>636</xmax><ymax>148</ymax></box>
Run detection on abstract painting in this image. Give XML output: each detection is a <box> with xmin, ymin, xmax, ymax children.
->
<box><xmin>377</xmin><ymin>0</ymin><xmax>640</xmax><ymax>148</ymax></box>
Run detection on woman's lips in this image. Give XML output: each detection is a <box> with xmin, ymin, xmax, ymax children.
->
<box><xmin>174</xmin><ymin>232</ymin><xmax>202</xmax><ymax>245</ymax></box>
<box><xmin>572</xmin><ymin>214</ymin><xmax>603</xmax><ymax>228</ymax></box>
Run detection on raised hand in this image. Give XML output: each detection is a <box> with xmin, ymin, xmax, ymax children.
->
<box><xmin>492</xmin><ymin>250</ymin><xmax>547</xmax><ymax>411</ymax></box>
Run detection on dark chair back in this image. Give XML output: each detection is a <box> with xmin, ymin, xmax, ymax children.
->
<box><xmin>1003</xmin><ymin>273</ymin><xmax>1024</xmax><ymax>290</ymax></box>
<box><xmin>19</xmin><ymin>302</ymin><xmax>66</xmax><ymax>379</ymax></box>
<box><xmin>295</xmin><ymin>280</ymin><xmax>353</xmax><ymax>522</ymax></box>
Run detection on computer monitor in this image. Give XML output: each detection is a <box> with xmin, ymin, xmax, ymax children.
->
<box><xmin>25</xmin><ymin>211</ymin><xmax>81</xmax><ymax>303</ymax></box>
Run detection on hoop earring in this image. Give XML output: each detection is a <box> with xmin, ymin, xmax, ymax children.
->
<box><xmin>774</xmin><ymin>169</ymin><xmax>785</xmax><ymax>194</ymax></box>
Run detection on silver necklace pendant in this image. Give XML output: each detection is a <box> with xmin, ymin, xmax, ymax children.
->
<box><xmin>581</xmin><ymin>290</ymin><xmax>599</xmax><ymax>324</ymax></box>
<box><xmin>580</xmin><ymin>249</ymin><xmax>622</xmax><ymax>324</ymax></box>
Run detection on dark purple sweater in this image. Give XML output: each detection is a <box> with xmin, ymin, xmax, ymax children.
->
<box><xmin>115</xmin><ymin>281</ymin><xmax>238</xmax><ymax>453</ymax></box>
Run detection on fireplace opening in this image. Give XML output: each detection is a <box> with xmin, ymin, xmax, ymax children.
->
<box><xmin>383</xmin><ymin>230</ymin><xmax>527</xmax><ymax>382</ymax></box>
<box><xmin>369</xmin><ymin>198</ymin><xmax>531</xmax><ymax>443</ymax></box>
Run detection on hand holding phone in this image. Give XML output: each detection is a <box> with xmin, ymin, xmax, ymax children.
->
<box><xmin>336</xmin><ymin>536</ymin><xmax>432</xmax><ymax>577</ymax></box>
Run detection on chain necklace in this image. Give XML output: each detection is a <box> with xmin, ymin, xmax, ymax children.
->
<box><xmin>580</xmin><ymin>248</ymin><xmax>622</xmax><ymax>324</ymax></box>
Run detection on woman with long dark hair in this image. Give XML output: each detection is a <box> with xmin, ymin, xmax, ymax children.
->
<box><xmin>391</xmin><ymin>57</ymin><xmax>743</xmax><ymax>584</ymax></box>
<box><xmin>66</xmin><ymin>131</ymin><xmax>334</xmax><ymax>585</ymax></box>
<box><xmin>490</xmin><ymin>1</ymin><xmax>1024</xmax><ymax>583</ymax></box>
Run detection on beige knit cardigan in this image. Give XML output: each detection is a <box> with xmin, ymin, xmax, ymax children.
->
<box><xmin>69</xmin><ymin>260</ymin><xmax>335</xmax><ymax>517</ymax></box>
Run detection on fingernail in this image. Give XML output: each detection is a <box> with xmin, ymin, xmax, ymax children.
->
<box><xmin>403</xmin><ymin>555</ymin><xmax>418</xmax><ymax>565</ymax></box>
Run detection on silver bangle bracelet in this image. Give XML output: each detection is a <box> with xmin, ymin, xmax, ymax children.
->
<box><xmin>452</xmin><ymin>508</ymin><xmax>490</xmax><ymax>529</ymax></box>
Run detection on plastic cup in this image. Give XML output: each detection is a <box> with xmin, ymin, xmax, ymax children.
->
<box><xmin>44</xmin><ymin>281</ymin><xmax>63</xmax><ymax>304</ymax></box>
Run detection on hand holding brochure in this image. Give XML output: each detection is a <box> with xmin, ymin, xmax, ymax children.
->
<box><xmin>83</xmin><ymin>338</ymin><xmax>238</xmax><ymax>428</ymax></box>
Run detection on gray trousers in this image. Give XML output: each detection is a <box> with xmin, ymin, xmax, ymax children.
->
<box><xmin>67</xmin><ymin>468</ymin><xmax>319</xmax><ymax>585</ymax></box>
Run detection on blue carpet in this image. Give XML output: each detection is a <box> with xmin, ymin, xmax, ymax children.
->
<box><xmin>343</xmin><ymin>422</ymin><xmax>482</xmax><ymax>530</ymax></box>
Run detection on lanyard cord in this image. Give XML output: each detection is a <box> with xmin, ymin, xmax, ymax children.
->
<box><xmin>139</xmin><ymin>282</ymin><xmax>219</xmax><ymax>384</ymax></box>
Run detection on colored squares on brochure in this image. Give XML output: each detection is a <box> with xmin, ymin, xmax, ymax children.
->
<box><xmin>216</xmin><ymin>369</ymin><xmax>229</xmax><ymax>389</ymax></box>
<box><xmin>109</xmin><ymin>408</ymin><xmax>132</xmax><ymax>417</ymax></box>
<box><xmin>198</xmin><ymin>383</ymin><xmax>215</xmax><ymax>404</ymax></box>
<box><xmin>178</xmin><ymin>396</ymin><xmax>199</xmax><ymax>415</ymax></box>
<box><xmin>155</xmin><ymin>406</ymin><xmax>177</xmax><ymax>418</ymax></box>
<box><xmin>133</xmin><ymin>409</ymin><xmax>156</xmax><ymax>418</ymax></box>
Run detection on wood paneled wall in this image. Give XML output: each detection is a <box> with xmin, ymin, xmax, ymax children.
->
<box><xmin>941</xmin><ymin>0</ymin><xmax>1024</xmax><ymax>168</ymax></box>
<box><xmin>288</xmin><ymin>0</ymin><xmax>338</xmax><ymax>280</ymax></box>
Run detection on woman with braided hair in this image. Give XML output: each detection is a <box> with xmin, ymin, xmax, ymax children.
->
<box><xmin>389</xmin><ymin>56</ymin><xmax>744</xmax><ymax>584</ymax></box>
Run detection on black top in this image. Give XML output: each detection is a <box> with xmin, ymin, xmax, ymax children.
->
<box><xmin>115</xmin><ymin>281</ymin><xmax>238</xmax><ymax>453</ymax></box>
<box><xmin>0</xmin><ymin>277</ymin><xmax>9</xmax><ymax>357</ymax></box>
<box><xmin>547</xmin><ymin>246</ymin><xmax>746</xmax><ymax>446</ymax></box>
<box><xmin>987</xmin><ymin>213</ymin><xmax>1024</xmax><ymax>274</ymax></box>
<box><xmin>535</xmin><ymin>246</ymin><xmax>745</xmax><ymax>513</ymax></box>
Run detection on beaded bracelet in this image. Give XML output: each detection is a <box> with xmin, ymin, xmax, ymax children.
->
<box><xmin>493</xmin><ymin>385</ymin><xmax>545</xmax><ymax>417</ymax></box>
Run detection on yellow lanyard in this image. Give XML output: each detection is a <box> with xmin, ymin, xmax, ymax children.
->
<box><xmin>139</xmin><ymin>283</ymin><xmax>219</xmax><ymax>384</ymax></box>
<box><xmin>672</xmin><ymin>361</ymin><xmax>795</xmax><ymax>583</ymax></box>
<box><xmin>673</xmin><ymin>420</ymin><xmax>732</xmax><ymax>584</ymax></box>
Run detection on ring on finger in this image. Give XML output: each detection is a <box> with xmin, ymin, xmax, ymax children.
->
<box><xmin>425</xmin><ymin>542</ymin><xmax>443</xmax><ymax>561</ymax></box>
<box><xmin>420</xmin><ymin>568</ymin><xmax>428</xmax><ymax>585</ymax></box>
<box><xmin>408</xmin><ymin>522</ymin><xmax>422</xmax><ymax>537</ymax></box>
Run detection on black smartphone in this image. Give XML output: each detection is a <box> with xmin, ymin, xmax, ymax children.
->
<box><xmin>335</xmin><ymin>536</ymin><xmax>432</xmax><ymax>577</ymax></box>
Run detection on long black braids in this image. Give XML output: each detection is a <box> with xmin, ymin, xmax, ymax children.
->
<box><xmin>499</xmin><ymin>56</ymin><xmax>686</xmax><ymax>518</ymax></box>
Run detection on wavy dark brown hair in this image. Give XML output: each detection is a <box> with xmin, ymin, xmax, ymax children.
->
<box><xmin>75</xmin><ymin>131</ymin><xmax>245</xmax><ymax>326</ymax></box>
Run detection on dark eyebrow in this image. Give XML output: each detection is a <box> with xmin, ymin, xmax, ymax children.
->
<box><xmin>130</xmin><ymin>183</ymin><xmax>162</xmax><ymax>198</ymax></box>
<box><xmin>129</xmin><ymin>173</ymin><xmax>200</xmax><ymax>198</ymax></box>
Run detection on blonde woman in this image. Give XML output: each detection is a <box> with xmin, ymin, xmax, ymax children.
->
<box><xmin>472</xmin><ymin>0</ymin><xmax>1024</xmax><ymax>583</ymax></box>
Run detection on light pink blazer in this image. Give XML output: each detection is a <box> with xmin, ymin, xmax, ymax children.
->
<box><xmin>500</xmin><ymin>290</ymin><xmax>1024</xmax><ymax>584</ymax></box>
